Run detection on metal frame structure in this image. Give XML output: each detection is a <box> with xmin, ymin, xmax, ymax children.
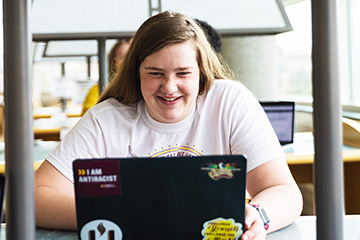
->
<box><xmin>31</xmin><ymin>0</ymin><xmax>293</xmax><ymax>94</ymax></box>
<box><xmin>312</xmin><ymin>1</ymin><xmax>344</xmax><ymax>239</ymax></box>
<box><xmin>3</xmin><ymin>0</ymin><xmax>35</xmax><ymax>239</ymax></box>
<box><xmin>2</xmin><ymin>0</ymin><xmax>345</xmax><ymax>239</ymax></box>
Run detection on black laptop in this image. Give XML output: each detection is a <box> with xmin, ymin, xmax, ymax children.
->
<box><xmin>73</xmin><ymin>155</ymin><xmax>247</xmax><ymax>240</ymax></box>
<box><xmin>260</xmin><ymin>101</ymin><xmax>295</xmax><ymax>146</ymax></box>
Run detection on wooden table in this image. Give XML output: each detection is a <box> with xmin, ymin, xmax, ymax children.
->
<box><xmin>33</xmin><ymin>107</ymin><xmax>81</xmax><ymax>141</ymax></box>
<box><xmin>267</xmin><ymin>215</ymin><xmax>360</xmax><ymax>240</ymax></box>
<box><xmin>286</xmin><ymin>132</ymin><xmax>360</xmax><ymax>214</ymax></box>
<box><xmin>33</xmin><ymin>107</ymin><xmax>82</xmax><ymax>119</ymax></box>
<box><xmin>34</xmin><ymin>117</ymin><xmax>80</xmax><ymax>141</ymax></box>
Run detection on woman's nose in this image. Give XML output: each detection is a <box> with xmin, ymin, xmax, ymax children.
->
<box><xmin>161</xmin><ymin>76</ymin><xmax>178</xmax><ymax>94</ymax></box>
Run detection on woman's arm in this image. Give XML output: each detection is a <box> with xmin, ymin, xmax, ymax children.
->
<box><xmin>35</xmin><ymin>160</ymin><xmax>77</xmax><ymax>230</ymax></box>
<box><xmin>241</xmin><ymin>156</ymin><xmax>303</xmax><ymax>240</ymax></box>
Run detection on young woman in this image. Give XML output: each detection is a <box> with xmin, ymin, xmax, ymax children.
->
<box><xmin>35</xmin><ymin>11</ymin><xmax>302</xmax><ymax>240</ymax></box>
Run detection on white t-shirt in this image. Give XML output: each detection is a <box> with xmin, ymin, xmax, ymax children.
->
<box><xmin>47</xmin><ymin>79</ymin><xmax>285</xmax><ymax>182</ymax></box>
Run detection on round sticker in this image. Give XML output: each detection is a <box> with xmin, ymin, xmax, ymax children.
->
<box><xmin>80</xmin><ymin>219</ymin><xmax>122</xmax><ymax>240</ymax></box>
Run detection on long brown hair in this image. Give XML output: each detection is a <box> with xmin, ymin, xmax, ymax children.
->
<box><xmin>98</xmin><ymin>11</ymin><xmax>233</xmax><ymax>104</ymax></box>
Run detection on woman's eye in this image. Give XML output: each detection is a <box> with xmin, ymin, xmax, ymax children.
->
<box><xmin>149</xmin><ymin>72</ymin><xmax>163</xmax><ymax>77</ymax></box>
<box><xmin>177</xmin><ymin>72</ymin><xmax>191</xmax><ymax>77</ymax></box>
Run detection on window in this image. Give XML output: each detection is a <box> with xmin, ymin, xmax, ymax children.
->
<box><xmin>32</xmin><ymin>59</ymin><xmax>98</xmax><ymax>107</ymax></box>
<box><xmin>276</xmin><ymin>1</ymin><xmax>312</xmax><ymax>102</ymax></box>
<box><xmin>347</xmin><ymin>0</ymin><xmax>360</xmax><ymax>105</ymax></box>
<box><xmin>276</xmin><ymin>0</ymin><xmax>360</xmax><ymax>109</ymax></box>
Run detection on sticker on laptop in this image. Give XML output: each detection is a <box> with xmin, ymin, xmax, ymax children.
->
<box><xmin>201</xmin><ymin>162</ymin><xmax>241</xmax><ymax>180</ymax></box>
<box><xmin>201</xmin><ymin>217</ymin><xmax>243</xmax><ymax>240</ymax></box>
<box><xmin>74</xmin><ymin>159</ymin><xmax>121</xmax><ymax>197</ymax></box>
<box><xmin>80</xmin><ymin>219</ymin><xmax>122</xmax><ymax>240</ymax></box>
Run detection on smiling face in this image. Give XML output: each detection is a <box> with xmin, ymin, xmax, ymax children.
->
<box><xmin>139</xmin><ymin>41</ymin><xmax>200</xmax><ymax>123</ymax></box>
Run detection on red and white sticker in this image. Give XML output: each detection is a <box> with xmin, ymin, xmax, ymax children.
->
<box><xmin>74</xmin><ymin>160</ymin><xmax>121</xmax><ymax>197</ymax></box>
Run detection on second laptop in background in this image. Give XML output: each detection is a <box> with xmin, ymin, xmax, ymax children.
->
<box><xmin>260</xmin><ymin>101</ymin><xmax>295</xmax><ymax>146</ymax></box>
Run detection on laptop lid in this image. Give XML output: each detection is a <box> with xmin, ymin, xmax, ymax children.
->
<box><xmin>260</xmin><ymin>101</ymin><xmax>295</xmax><ymax>145</ymax></box>
<box><xmin>73</xmin><ymin>155</ymin><xmax>247</xmax><ymax>240</ymax></box>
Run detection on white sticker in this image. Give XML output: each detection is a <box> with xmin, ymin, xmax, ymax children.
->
<box><xmin>80</xmin><ymin>219</ymin><xmax>122</xmax><ymax>240</ymax></box>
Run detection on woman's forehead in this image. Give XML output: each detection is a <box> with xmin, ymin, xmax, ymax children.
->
<box><xmin>140</xmin><ymin>41</ymin><xmax>197</xmax><ymax>67</ymax></box>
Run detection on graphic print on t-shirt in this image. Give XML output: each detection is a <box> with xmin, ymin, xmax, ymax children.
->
<box><xmin>148</xmin><ymin>143</ymin><xmax>203</xmax><ymax>157</ymax></box>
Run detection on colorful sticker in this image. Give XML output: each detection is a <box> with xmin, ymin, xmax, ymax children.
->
<box><xmin>74</xmin><ymin>160</ymin><xmax>121</xmax><ymax>197</ymax></box>
<box><xmin>201</xmin><ymin>218</ymin><xmax>243</xmax><ymax>240</ymax></box>
<box><xmin>201</xmin><ymin>162</ymin><xmax>241</xmax><ymax>180</ymax></box>
<box><xmin>80</xmin><ymin>219</ymin><xmax>122</xmax><ymax>240</ymax></box>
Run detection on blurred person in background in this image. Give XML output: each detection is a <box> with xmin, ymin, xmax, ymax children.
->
<box><xmin>81</xmin><ymin>38</ymin><xmax>131</xmax><ymax>116</ymax></box>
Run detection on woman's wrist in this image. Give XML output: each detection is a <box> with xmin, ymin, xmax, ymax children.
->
<box><xmin>250</xmin><ymin>204</ymin><xmax>270</xmax><ymax>231</ymax></box>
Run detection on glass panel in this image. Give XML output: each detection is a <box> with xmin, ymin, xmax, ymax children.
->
<box><xmin>276</xmin><ymin>1</ymin><xmax>312</xmax><ymax>101</ymax></box>
<box><xmin>32</xmin><ymin>0</ymin><xmax>291</xmax><ymax>35</ymax></box>
<box><xmin>33</xmin><ymin>39</ymin><xmax>119</xmax><ymax>61</ymax></box>
<box><xmin>45</xmin><ymin>40</ymin><xmax>98</xmax><ymax>57</ymax></box>
<box><xmin>32</xmin><ymin>0</ymin><xmax>148</xmax><ymax>34</ymax></box>
<box><xmin>348</xmin><ymin>0</ymin><xmax>360</xmax><ymax>105</ymax></box>
<box><xmin>162</xmin><ymin>0</ymin><xmax>288</xmax><ymax>29</ymax></box>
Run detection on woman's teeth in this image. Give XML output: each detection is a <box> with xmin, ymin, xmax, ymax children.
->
<box><xmin>162</xmin><ymin>97</ymin><xmax>178</xmax><ymax>101</ymax></box>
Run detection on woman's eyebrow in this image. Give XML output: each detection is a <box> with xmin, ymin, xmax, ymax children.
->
<box><xmin>144</xmin><ymin>66</ymin><xmax>194</xmax><ymax>71</ymax></box>
<box><xmin>175</xmin><ymin>67</ymin><xmax>193</xmax><ymax>71</ymax></box>
<box><xmin>144</xmin><ymin>67</ymin><xmax>164</xmax><ymax>71</ymax></box>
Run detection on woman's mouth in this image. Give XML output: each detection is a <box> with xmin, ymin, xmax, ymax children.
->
<box><xmin>158</xmin><ymin>96</ymin><xmax>182</xmax><ymax>104</ymax></box>
<box><xmin>162</xmin><ymin>96</ymin><xmax>180</xmax><ymax>101</ymax></box>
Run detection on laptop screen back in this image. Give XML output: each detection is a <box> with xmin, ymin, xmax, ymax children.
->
<box><xmin>260</xmin><ymin>101</ymin><xmax>295</xmax><ymax>145</ymax></box>
<box><xmin>73</xmin><ymin>155</ymin><xmax>247</xmax><ymax>240</ymax></box>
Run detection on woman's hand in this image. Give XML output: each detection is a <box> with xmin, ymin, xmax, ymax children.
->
<box><xmin>241</xmin><ymin>204</ymin><xmax>266</xmax><ymax>240</ymax></box>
